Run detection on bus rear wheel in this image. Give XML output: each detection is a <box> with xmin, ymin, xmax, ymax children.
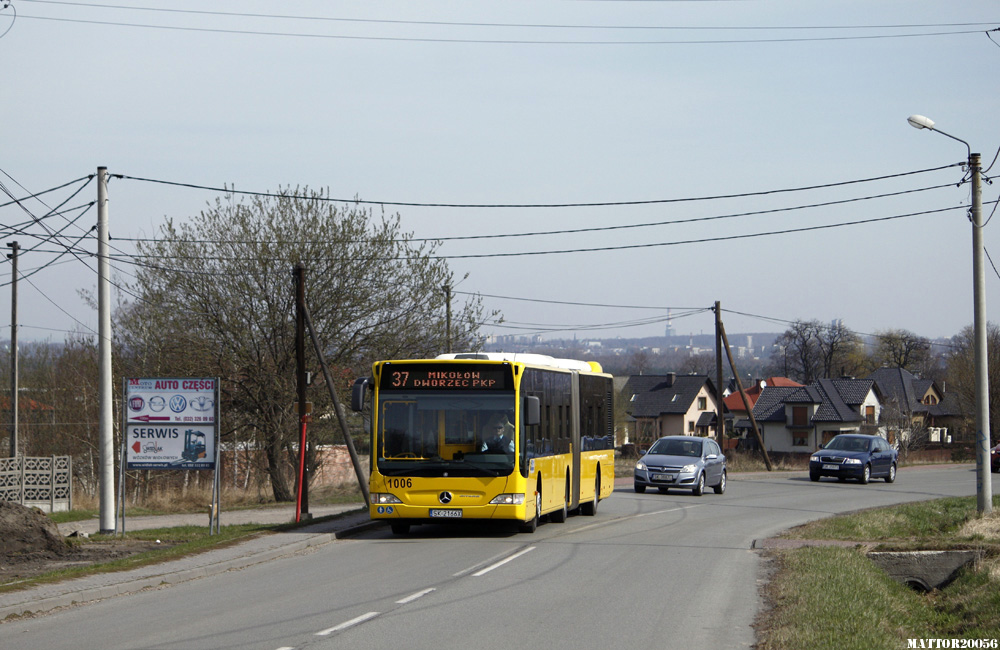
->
<box><xmin>581</xmin><ymin>473</ymin><xmax>600</xmax><ymax>516</ymax></box>
<box><xmin>550</xmin><ymin>477</ymin><xmax>569</xmax><ymax>523</ymax></box>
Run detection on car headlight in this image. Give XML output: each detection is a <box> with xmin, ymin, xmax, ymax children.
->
<box><xmin>810</xmin><ymin>454</ymin><xmax>822</xmax><ymax>462</ymax></box>
<box><xmin>843</xmin><ymin>458</ymin><xmax>862</xmax><ymax>465</ymax></box>
<box><xmin>681</xmin><ymin>464</ymin><xmax>697</xmax><ymax>473</ymax></box>
<box><xmin>490</xmin><ymin>493</ymin><xmax>525</xmax><ymax>505</ymax></box>
<box><xmin>635</xmin><ymin>461</ymin><xmax>646</xmax><ymax>471</ymax></box>
<box><xmin>371</xmin><ymin>493</ymin><xmax>403</xmax><ymax>505</ymax></box>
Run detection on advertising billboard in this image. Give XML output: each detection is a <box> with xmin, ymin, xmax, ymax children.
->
<box><xmin>124</xmin><ymin>378</ymin><xmax>218</xmax><ymax>470</ymax></box>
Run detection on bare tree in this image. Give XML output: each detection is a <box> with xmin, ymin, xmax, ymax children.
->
<box><xmin>115</xmin><ymin>188</ymin><xmax>495</xmax><ymax>501</ymax></box>
<box><xmin>871</xmin><ymin>328</ymin><xmax>932</xmax><ymax>373</ymax></box>
<box><xmin>768</xmin><ymin>319</ymin><xmax>862</xmax><ymax>383</ymax></box>
<box><xmin>945</xmin><ymin>323</ymin><xmax>1000</xmax><ymax>446</ymax></box>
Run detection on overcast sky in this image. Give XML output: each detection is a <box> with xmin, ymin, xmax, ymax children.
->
<box><xmin>3</xmin><ymin>0</ymin><xmax>999</xmax><ymax>349</ymax></box>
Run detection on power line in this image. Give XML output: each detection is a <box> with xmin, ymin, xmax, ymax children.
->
<box><xmin>20</xmin><ymin>1</ymin><xmax>1000</xmax><ymax>34</ymax></box>
<box><xmin>106</xmin><ymin>182</ymin><xmax>960</xmax><ymax>245</ymax></box>
<box><xmin>114</xmin><ymin>164</ymin><xmax>961</xmax><ymax>209</ymax></box>
<box><xmin>17</xmin><ymin>11</ymin><xmax>994</xmax><ymax>45</ymax></box>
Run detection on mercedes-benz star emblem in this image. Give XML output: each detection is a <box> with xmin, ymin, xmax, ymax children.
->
<box><xmin>439</xmin><ymin>491</ymin><xmax>452</xmax><ymax>504</ymax></box>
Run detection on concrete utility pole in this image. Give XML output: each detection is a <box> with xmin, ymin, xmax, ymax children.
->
<box><xmin>907</xmin><ymin>115</ymin><xmax>991</xmax><ymax>514</ymax></box>
<box><xmin>969</xmin><ymin>152</ymin><xmax>992</xmax><ymax>514</ymax></box>
<box><xmin>6</xmin><ymin>241</ymin><xmax>18</xmax><ymax>458</ymax></box>
<box><xmin>97</xmin><ymin>167</ymin><xmax>115</xmax><ymax>534</ymax></box>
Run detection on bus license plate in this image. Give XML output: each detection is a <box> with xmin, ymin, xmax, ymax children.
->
<box><xmin>652</xmin><ymin>473</ymin><xmax>674</xmax><ymax>482</ymax></box>
<box><xmin>429</xmin><ymin>508</ymin><xmax>462</xmax><ymax>518</ymax></box>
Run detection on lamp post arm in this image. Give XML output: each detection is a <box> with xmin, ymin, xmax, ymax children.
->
<box><xmin>928</xmin><ymin>127</ymin><xmax>972</xmax><ymax>160</ymax></box>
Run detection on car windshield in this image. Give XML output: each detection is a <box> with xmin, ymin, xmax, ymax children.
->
<box><xmin>376</xmin><ymin>391</ymin><xmax>517</xmax><ymax>477</ymax></box>
<box><xmin>649</xmin><ymin>438</ymin><xmax>702</xmax><ymax>457</ymax></box>
<box><xmin>825</xmin><ymin>436</ymin><xmax>870</xmax><ymax>452</ymax></box>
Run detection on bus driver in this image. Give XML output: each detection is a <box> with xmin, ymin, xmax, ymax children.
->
<box><xmin>481</xmin><ymin>416</ymin><xmax>515</xmax><ymax>454</ymax></box>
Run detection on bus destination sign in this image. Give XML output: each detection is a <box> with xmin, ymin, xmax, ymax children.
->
<box><xmin>379</xmin><ymin>363</ymin><xmax>513</xmax><ymax>391</ymax></box>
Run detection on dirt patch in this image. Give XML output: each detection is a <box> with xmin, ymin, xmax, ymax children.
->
<box><xmin>0</xmin><ymin>502</ymin><xmax>161</xmax><ymax>585</ymax></box>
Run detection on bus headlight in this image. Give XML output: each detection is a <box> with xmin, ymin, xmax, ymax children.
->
<box><xmin>490</xmin><ymin>493</ymin><xmax>526</xmax><ymax>505</ymax></box>
<box><xmin>371</xmin><ymin>493</ymin><xmax>403</xmax><ymax>505</ymax></box>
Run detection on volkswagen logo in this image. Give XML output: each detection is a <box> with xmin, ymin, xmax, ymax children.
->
<box><xmin>438</xmin><ymin>491</ymin><xmax>453</xmax><ymax>504</ymax></box>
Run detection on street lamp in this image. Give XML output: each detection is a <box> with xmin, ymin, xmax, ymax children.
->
<box><xmin>908</xmin><ymin>114</ymin><xmax>991</xmax><ymax>514</ymax></box>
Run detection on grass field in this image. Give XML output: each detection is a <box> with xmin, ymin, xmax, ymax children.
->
<box><xmin>755</xmin><ymin>496</ymin><xmax>1000</xmax><ymax>649</ymax></box>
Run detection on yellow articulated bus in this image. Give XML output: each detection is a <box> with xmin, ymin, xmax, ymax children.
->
<box><xmin>350</xmin><ymin>352</ymin><xmax>615</xmax><ymax>534</ymax></box>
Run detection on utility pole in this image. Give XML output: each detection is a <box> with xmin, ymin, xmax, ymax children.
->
<box><xmin>97</xmin><ymin>167</ymin><xmax>115</xmax><ymax>534</ymax></box>
<box><xmin>294</xmin><ymin>263</ymin><xmax>310</xmax><ymax>519</ymax></box>
<box><xmin>970</xmin><ymin>152</ymin><xmax>992</xmax><ymax>514</ymax></box>
<box><xmin>443</xmin><ymin>284</ymin><xmax>452</xmax><ymax>353</ymax></box>
<box><xmin>6</xmin><ymin>241</ymin><xmax>18</xmax><ymax>458</ymax></box>
<box><xmin>714</xmin><ymin>301</ymin><xmax>724</xmax><ymax>449</ymax></box>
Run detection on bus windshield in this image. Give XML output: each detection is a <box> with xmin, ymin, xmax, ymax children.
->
<box><xmin>377</xmin><ymin>391</ymin><xmax>517</xmax><ymax>477</ymax></box>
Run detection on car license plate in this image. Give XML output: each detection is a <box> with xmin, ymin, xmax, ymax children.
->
<box><xmin>652</xmin><ymin>473</ymin><xmax>675</xmax><ymax>482</ymax></box>
<box><xmin>429</xmin><ymin>508</ymin><xmax>462</xmax><ymax>518</ymax></box>
<box><xmin>822</xmin><ymin>463</ymin><xmax>839</xmax><ymax>470</ymax></box>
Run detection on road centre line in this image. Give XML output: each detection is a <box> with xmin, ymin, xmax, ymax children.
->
<box><xmin>396</xmin><ymin>588</ymin><xmax>436</xmax><ymax>604</ymax></box>
<box><xmin>316</xmin><ymin>611</ymin><xmax>380</xmax><ymax>636</ymax></box>
<box><xmin>453</xmin><ymin>547</ymin><xmax>533</xmax><ymax>577</ymax></box>
<box><xmin>472</xmin><ymin>546</ymin><xmax>536</xmax><ymax>576</ymax></box>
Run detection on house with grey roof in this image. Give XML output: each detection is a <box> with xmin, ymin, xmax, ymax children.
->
<box><xmin>747</xmin><ymin>378</ymin><xmax>882</xmax><ymax>453</ymax></box>
<box><xmin>868</xmin><ymin>367</ymin><xmax>962</xmax><ymax>445</ymax></box>
<box><xmin>623</xmin><ymin>373</ymin><xmax>719</xmax><ymax>447</ymax></box>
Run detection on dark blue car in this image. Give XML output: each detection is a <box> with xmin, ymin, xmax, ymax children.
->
<box><xmin>809</xmin><ymin>434</ymin><xmax>897</xmax><ymax>484</ymax></box>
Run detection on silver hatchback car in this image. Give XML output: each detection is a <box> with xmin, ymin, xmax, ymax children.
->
<box><xmin>634</xmin><ymin>435</ymin><xmax>727</xmax><ymax>496</ymax></box>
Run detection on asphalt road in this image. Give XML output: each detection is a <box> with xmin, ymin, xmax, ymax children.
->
<box><xmin>0</xmin><ymin>465</ymin><xmax>978</xmax><ymax>650</ymax></box>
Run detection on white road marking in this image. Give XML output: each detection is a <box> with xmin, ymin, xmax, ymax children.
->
<box><xmin>316</xmin><ymin>611</ymin><xmax>381</xmax><ymax>636</ymax></box>
<box><xmin>472</xmin><ymin>546</ymin><xmax>536</xmax><ymax>576</ymax></box>
<box><xmin>396</xmin><ymin>587</ymin><xmax>436</xmax><ymax>604</ymax></box>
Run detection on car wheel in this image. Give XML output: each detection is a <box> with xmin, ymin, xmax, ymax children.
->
<box><xmin>809</xmin><ymin>471</ymin><xmax>820</xmax><ymax>482</ymax></box>
<box><xmin>859</xmin><ymin>464</ymin><xmax>871</xmax><ymax>484</ymax></box>
<box><xmin>634</xmin><ymin>483</ymin><xmax>646</xmax><ymax>493</ymax></box>
<box><xmin>885</xmin><ymin>463</ymin><xmax>896</xmax><ymax>483</ymax></box>
<box><xmin>714</xmin><ymin>470</ymin><xmax>726</xmax><ymax>494</ymax></box>
<box><xmin>692</xmin><ymin>473</ymin><xmax>705</xmax><ymax>496</ymax></box>
<box><xmin>520</xmin><ymin>483</ymin><xmax>540</xmax><ymax>533</ymax></box>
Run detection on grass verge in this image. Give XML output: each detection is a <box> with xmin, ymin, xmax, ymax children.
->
<box><xmin>755</xmin><ymin>496</ymin><xmax>1000</xmax><ymax>649</ymax></box>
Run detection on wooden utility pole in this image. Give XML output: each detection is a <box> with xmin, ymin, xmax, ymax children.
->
<box><xmin>294</xmin><ymin>263</ymin><xmax>310</xmax><ymax>519</ymax></box>
<box><xmin>714</xmin><ymin>301</ymin><xmax>724</xmax><ymax>449</ymax></box>
<box><xmin>720</xmin><ymin>320</ymin><xmax>772</xmax><ymax>471</ymax></box>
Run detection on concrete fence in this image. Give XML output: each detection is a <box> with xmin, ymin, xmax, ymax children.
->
<box><xmin>0</xmin><ymin>455</ymin><xmax>72</xmax><ymax>513</ymax></box>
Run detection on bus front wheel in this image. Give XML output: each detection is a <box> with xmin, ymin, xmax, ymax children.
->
<box><xmin>520</xmin><ymin>483</ymin><xmax>541</xmax><ymax>533</ymax></box>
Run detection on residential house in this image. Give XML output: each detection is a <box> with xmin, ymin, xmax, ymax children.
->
<box><xmin>868</xmin><ymin>367</ymin><xmax>962</xmax><ymax>444</ymax></box>
<box><xmin>747</xmin><ymin>378</ymin><xmax>882</xmax><ymax>453</ymax></box>
<box><xmin>623</xmin><ymin>373</ymin><xmax>719</xmax><ymax>447</ymax></box>
<box><xmin>724</xmin><ymin>376</ymin><xmax>802</xmax><ymax>439</ymax></box>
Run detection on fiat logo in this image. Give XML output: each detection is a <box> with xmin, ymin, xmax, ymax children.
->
<box><xmin>439</xmin><ymin>491</ymin><xmax>452</xmax><ymax>504</ymax></box>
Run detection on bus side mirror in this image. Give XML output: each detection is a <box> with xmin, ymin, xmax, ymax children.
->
<box><xmin>524</xmin><ymin>396</ymin><xmax>540</xmax><ymax>426</ymax></box>
<box><xmin>351</xmin><ymin>377</ymin><xmax>371</xmax><ymax>412</ymax></box>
